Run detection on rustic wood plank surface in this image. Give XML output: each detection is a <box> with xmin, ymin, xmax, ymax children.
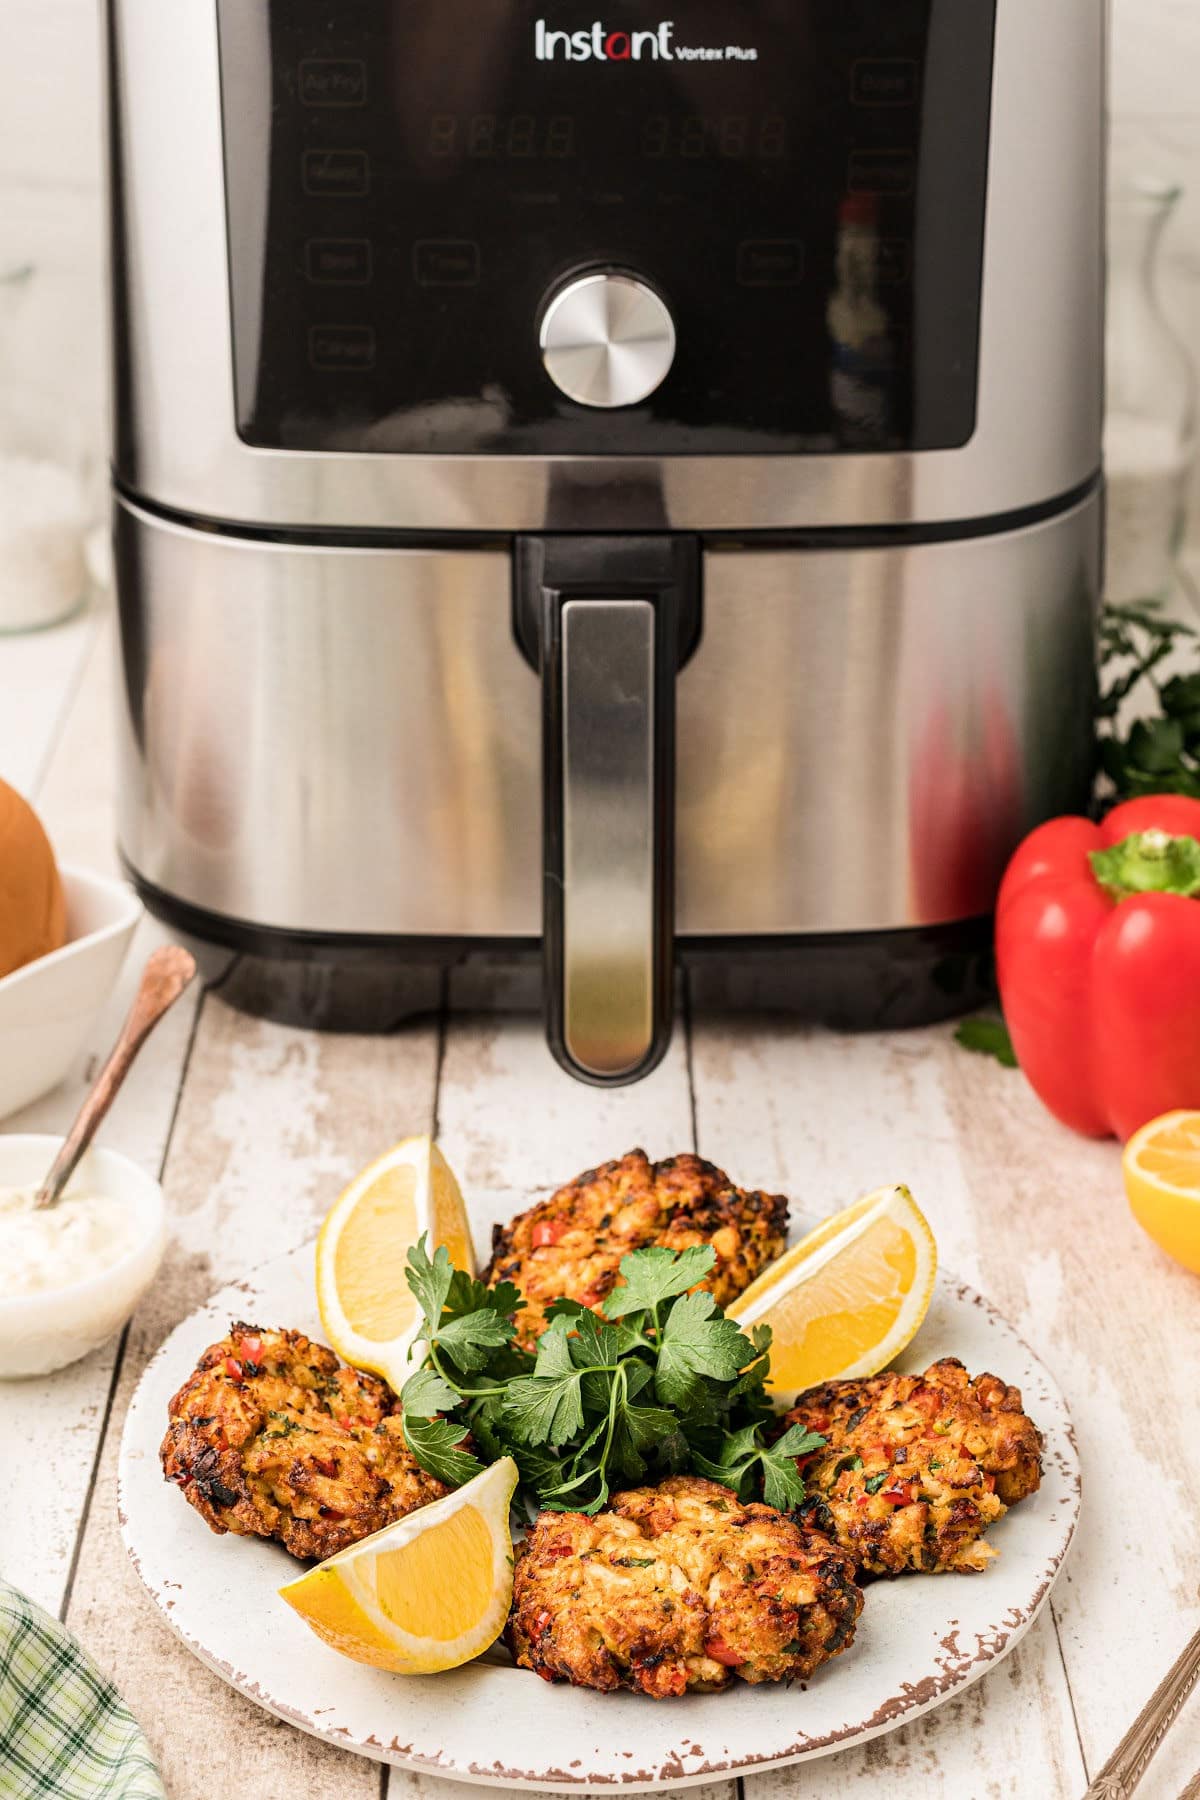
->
<box><xmin>1</xmin><ymin>606</ymin><xmax>209</xmax><ymax>1615</ymax></box>
<box><xmin>689</xmin><ymin>1014</ymin><xmax>1088</xmax><ymax>1799</ymax></box>
<box><xmin>2</xmin><ymin>607</ymin><xmax>1199</xmax><ymax>1800</ymax></box>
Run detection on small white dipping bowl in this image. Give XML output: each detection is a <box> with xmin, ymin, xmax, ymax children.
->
<box><xmin>0</xmin><ymin>1135</ymin><xmax>165</xmax><ymax>1378</ymax></box>
<box><xmin>0</xmin><ymin>865</ymin><xmax>142</xmax><ymax>1121</ymax></box>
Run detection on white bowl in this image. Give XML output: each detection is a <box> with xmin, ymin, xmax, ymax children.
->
<box><xmin>0</xmin><ymin>1135</ymin><xmax>165</xmax><ymax>1378</ymax></box>
<box><xmin>0</xmin><ymin>865</ymin><xmax>142</xmax><ymax>1120</ymax></box>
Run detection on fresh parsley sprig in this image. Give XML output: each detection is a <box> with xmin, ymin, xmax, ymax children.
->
<box><xmin>690</xmin><ymin>1419</ymin><xmax>828</xmax><ymax>1512</ymax></box>
<box><xmin>1098</xmin><ymin>599</ymin><xmax>1200</xmax><ymax>802</ymax></box>
<box><xmin>397</xmin><ymin>1236</ymin><xmax>825</xmax><ymax>1515</ymax></box>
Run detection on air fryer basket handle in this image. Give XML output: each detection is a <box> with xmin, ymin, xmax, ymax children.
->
<box><xmin>515</xmin><ymin>536</ymin><xmax>700</xmax><ymax>1086</ymax></box>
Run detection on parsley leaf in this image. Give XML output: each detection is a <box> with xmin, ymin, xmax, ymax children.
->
<box><xmin>404</xmin><ymin>1236</ymin><xmax>454</xmax><ymax>1337</ymax></box>
<box><xmin>500</xmin><ymin>1320</ymin><xmax>586</xmax><ymax>1446</ymax></box>
<box><xmin>655</xmin><ymin>1290</ymin><xmax>756</xmax><ymax>1412</ymax></box>
<box><xmin>600</xmin><ymin>1244</ymin><xmax>716</xmax><ymax>1318</ymax></box>
<box><xmin>759</xmin><ymin>1425</ymin><xmax>827</xmax><ymax>1511</ymax></box>
<box><xmin>400</xmin><ymin>1366</ymin><xmax>460</xmax><ymax>1419</ymax></box>
<box><xmin>692</xmin><ymin>1421</ymin><xmax>826</xmax><ymax>1510</ymax></box>
<box><xmin>400</xmin><ymin>1412</ymin><xmax>483</xmax><ymax>1487</ymax></box>
<box><xmin>501</xmin><ymin>1371</ymin><xmax>586</xmax><ymax>1447</ymax></box>
<box><xmin>609</xmin><ymin>1402</ymin><xmax>681</xmax><ymax>1481</ymax></box>
<box><xmin>565</xmin><ymin>1308</ymin><xmax>624</xmax><ymax>1371</ymax></box>
<box><xmin>954</xmin><ymin>1016</ymin><xmax>1017</xmax><ymax>1069</ymax></box>
<box><xmin>445</xmin><ymin>1266</ymin><xmax>524</xmax><ymax>1323</ymax></box>
<box><xmin>434</xmin><ymin>1306</ymin><xmax>514</xmax><ymax>1372</ymax></box>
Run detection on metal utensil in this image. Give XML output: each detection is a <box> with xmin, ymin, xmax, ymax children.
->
<box><xmin>35</xmin><ymin>943</ymin><xmax>197</xmax><ymax>1208</ymax></box>
<box><xmin>1082</xmin><ymin>1626</ymin><xmax>1200</xmax><ymax>1799</ymax></box>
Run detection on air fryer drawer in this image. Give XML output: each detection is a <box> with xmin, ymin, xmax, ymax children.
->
<box><xmin>115</xmin><ymin>494</ymin><xmax>1098</xmax><ymax>940</ymax></box>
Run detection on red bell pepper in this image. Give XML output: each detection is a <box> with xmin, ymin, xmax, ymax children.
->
<box><xmin>996</xmin><ymin>795</ymin><xmax>1200</xmax><ymax>1140</ymax></box>
<box><xmin>531</xmin><ymin>1218</ymin><xmax>567</xmax><ymax>1249</ymax></box>
<box><xmin>704</xmin><ymin>1634</ymin><xmax>743</xmax><ymax>1667</ymax></box>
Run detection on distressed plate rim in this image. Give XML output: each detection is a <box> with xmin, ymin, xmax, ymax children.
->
<box><xmin>118</xmin><ymin>1238</ymin><xmax>1080</xmax><ymax>1793</ymax></box>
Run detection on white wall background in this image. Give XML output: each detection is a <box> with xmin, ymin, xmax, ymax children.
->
<box><xmin>1110</xmin><ymin>0</ymin><xmax>1200</xmax><ymax>534</ymax></box>
<box><xmin>1</xmin><ymin>0</ymin><xmax>1198</xmax><ymax>537</ymax></box>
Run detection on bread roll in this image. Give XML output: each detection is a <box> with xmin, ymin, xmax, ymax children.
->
<box><xmin>0</xmin><ymin>777</ymin><xmax>67</xmax><ymax>978</ymax></box>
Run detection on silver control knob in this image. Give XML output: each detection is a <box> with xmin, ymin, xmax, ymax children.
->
<box><xmin>539</xmin><ymin>271</ymin><xmax>675</xmax><ymax>409</ymax></box>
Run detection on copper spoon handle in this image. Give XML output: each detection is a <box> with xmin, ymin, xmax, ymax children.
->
<box><xmin>1081</xmin><ymin>1627</ymin><xmax>1200</xmax><ymax>1800</ymax></box>
<box><xmin>35</xmin><ymin>944</ymin><xmax>197</xmax><ymax>1209</ymax></box>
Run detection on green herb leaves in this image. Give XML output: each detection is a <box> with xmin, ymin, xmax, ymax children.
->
<box><xmin>1098</xmin><ymin>600</ymin><xmax>1200</xmax><ymax>801</ymax></box>
<box><xmin>655</xmin><ymin>1291</ymin><xmax>754</xmax><ymax>1411</ymax></box>
<box><xmin>396</xmin><ymin>1235</ymin><xmax>824</xmax><ymax>1518</ymax></box>
<box><xmin>953</xmin><ymin>1015</ymin><xmax>1018</xmax><ymax>1068</ymax></box>
<box><xmin>501</xmin><ymin>1318</ymin><xmax>588</xmax><ymax>1447</ymax></box>
<box><xmin>692</xmin><ymin>1420</ymin><xmax>827</xmax><ymax>1511</ymax></box>
<box><xmin>399</xmin><ymin>1413</ymin><xmax>483</xmax><ymax>1487</ymax></box>
<box><xmin>598</xmin><ymin>1243</ymin><xmax>716</xmax><ymax>1317</ymax></box>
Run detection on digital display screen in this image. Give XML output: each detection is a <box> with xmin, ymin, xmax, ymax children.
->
<box><xmin>217</xmin><ymin>0</ymin><xmax>997</xmax><ymax>457</ymax></box>
<box><xmin>415</xmin><ymin>114</ymin><xmax>790</xmax><ymax>161</ymax></box>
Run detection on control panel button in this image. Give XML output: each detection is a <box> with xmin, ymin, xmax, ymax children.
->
<box><xmin>413</xmin><ymin>240</ymin><xmax>481</xmax><ymax>287</ymax></box>
<box><xmin>301</xmin><ymin>150</ymin><xmax>370</xmax><ymax>197</ymax></box>
<box><xmin>539</xmin><ymin>271</ymin><xmax>675</xmax><ymax>409</ymax></box>
<box><xmin>737</xmin><ymin>239</ymin><xmax>804</xmax><ymax>287</ymax></box>
<box><xmin>851</xmin><ymin>59</ymin><xmax>919</xmax><ymax>106</ymax></box>
<box><xmin>298</xmin><ymin>58</ymin><xmax>367</xmax><ymax>106</ymax></box>
<box><xmin>305</xmin><ymin>238</ymin><xmax>373</xmax><ymax>285</ymax></box>
<box><xmin>308</xmin><ymin>324</ymin><xmax>376</xmax><ymax>371</ymax></box>
<box><xmin>848</xmin><ymin>149</ymin><xmax>916</xmax><ymax>196</ymax></box>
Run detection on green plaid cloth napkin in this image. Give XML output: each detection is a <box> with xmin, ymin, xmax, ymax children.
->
<box><xmin>0</xmin><ymin>1580</ymin><xmax>165</xmax><ymax>1800</ymax></box>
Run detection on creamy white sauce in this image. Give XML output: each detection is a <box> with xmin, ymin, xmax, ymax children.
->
<box><xmin>0</xmin><ymin>1184</ymin><xmax>141</xmax><ymax>1296</ymax></box>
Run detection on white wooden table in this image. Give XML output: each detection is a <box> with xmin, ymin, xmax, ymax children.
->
<box><xmin>2</xmin><ymin>597</ymin><xmax>1198</xmax><ymax>1800</ymax></box>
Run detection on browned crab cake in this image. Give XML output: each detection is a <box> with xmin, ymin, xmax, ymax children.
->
<box><xmin>160</xmin><ymin>1323</ymin><xmax>448</xmax><ymax>1561</ymax></box>
<box><xmin>508</xmin><ymin>1475</ymin><xmax>862</xmax><ymax>1697</ymax></box>
<box><xmin>782</xmin><ymin>1357</ymin><xmax>1043</xmax><ymax>1576</ymax></box>
<box><xmin>486</xmin><ymin>1149</ymin><xmax>788</xmax><ymax>1348</ymax></box>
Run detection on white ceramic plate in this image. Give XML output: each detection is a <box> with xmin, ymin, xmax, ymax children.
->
<box><xmin>119</xmin><ymin>1241</ymin><xmax>1080</xmax><ymax>1793</ymax></box>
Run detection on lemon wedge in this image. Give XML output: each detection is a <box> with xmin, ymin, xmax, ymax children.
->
<box><xmin>279</xmin><ymin>1456</ymin><xmax>519</xmax><ymax>1673</ymax></box>
<box><xmin>1123</xmin><ymin>1109</ymin><xmax>1200</xmax><ymax>1274</ymax></box>
<box><xmin>316</xmin><ymin>1136</ymin><xmax>473</xmax><ymax>1391</ymax></box>
<box><xmin>728</xmin><ymin>1185</ymin><xmax>937</xmax><ymax>1400</ymax></box>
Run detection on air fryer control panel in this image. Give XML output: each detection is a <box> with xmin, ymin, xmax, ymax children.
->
<box><xmin>216</xmin><ymin>0</ymin><xmax>996</xmax><ymax>456</ymax></box>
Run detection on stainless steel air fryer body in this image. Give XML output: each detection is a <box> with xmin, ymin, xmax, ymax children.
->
<box><xmin>106</xmin><ymin>0</ymin><xmax>1104</xmax><ymax>1084</ymax></box>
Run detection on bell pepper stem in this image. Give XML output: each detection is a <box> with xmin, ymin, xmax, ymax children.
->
<box><xmin>1090</xmin><ymin>829</ymin><xmax>1200</xmax><ymax>901</ymax></box>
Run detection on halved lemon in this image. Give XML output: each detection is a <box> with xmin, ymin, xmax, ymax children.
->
<box><xmin>316</xmin><ymin>1136</ymin><xmax>473</xmax><ymax>1391</ymax></box>
<box><xmin>1123</xmin><ymin>1110</ymin><xmax>1200</xmax><ymax>1275</ymax></box>
<box><xmin>728</xmin><ymin>1185</ymin><xmax>937</xmax><ymax>1399</ymax></box>
<box><xmin>279</xmin><ymin>1456</ymin><xmax>519</xmax><ymax>1673</ymax></box>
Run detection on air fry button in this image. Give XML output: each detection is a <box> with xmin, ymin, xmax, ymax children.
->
<box><xmin>308</xmin><ymin>324</ymin><xmax>376</xmax><ymax>372</ymax></box>
<box><xmin>298</xmin><ymin>58</ymin><xmax>367</xmax><ymax>107</ymax></box>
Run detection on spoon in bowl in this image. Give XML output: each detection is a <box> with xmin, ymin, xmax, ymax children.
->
<box><xmin>35</xmin><ymin>943</ymin><xmax>197</xmax><ymax>1209</ymax></box>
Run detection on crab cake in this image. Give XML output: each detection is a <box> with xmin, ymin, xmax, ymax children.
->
<box><xmin>509</xmin><ymin>1475</ymin><xmax>862</xmax><ymax>1697</ymax></box>
<box><xmin>486</xmin><ymin>1150</ymin><xmax>788</xmax><ymax>1349</ymax></box>
<box><xmin>161</xmin><ymin>1323</ymin><xmax>448</xmax><ymax>1560</ymax></box>
<box><xmin>782</xmin><ymin>1357</ymin><xmax>1043</xmax><ymax>1576</ymax></box>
